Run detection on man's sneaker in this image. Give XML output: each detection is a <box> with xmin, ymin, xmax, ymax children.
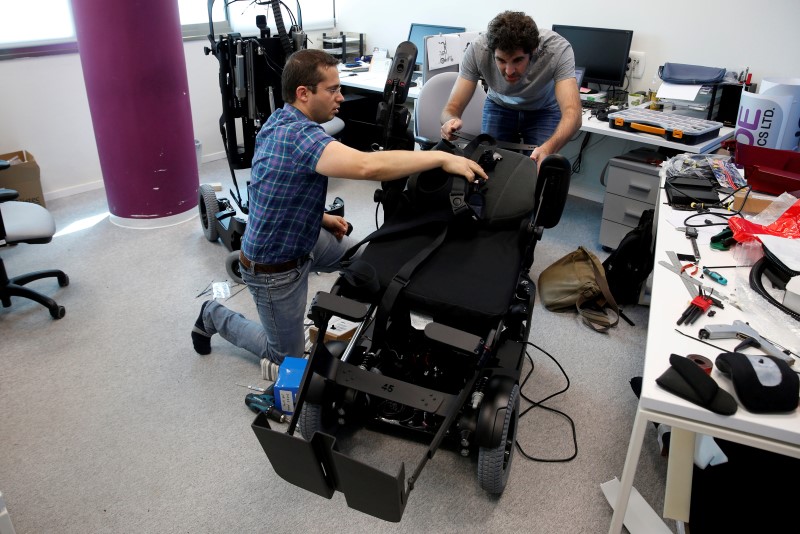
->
<box><xmin>191</xmin><ymin>301</ymin><xmax>212</xmax><ymax>355</ymax></box>
<box><xmin>261</xmin><ymin>358</ymin><xmax>281</xmax><ymax>381</ymax></box>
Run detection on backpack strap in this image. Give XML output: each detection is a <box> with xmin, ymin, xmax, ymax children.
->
<box><xmin>371</xmin><ymin>223</ymin><xmax>450</xmax><ymax>348</ymax></box>
<box><xmin>454</xmin><ymin>131</ymin><xmax>537</xmax><ymax>153</ymax></box>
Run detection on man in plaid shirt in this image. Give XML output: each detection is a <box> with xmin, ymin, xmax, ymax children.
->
<box><xmin>192</xmin><ymin>49</ymin><xmax>486</xmax><ymax>379</ymax></box>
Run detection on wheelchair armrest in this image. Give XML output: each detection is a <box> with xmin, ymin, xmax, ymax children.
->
<box><xmin>0</xmin><ymin>188</ymin><xmax>20</xmax><ymax>202</ymax></box>
<box><xmin>413</xmin><ymin>135</ymin><xmax>438</xmax><ymax>151</ymax></box>
<box><xmin>534</xmin><ymin>154</ymin><xmax>572</xmax><ymax>229</ymax></box>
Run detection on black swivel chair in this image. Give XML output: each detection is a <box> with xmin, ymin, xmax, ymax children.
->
<box><xmin>0</xmin><ymin>160</ymin><xmax>69</xmax><ymax>319</ymax></box>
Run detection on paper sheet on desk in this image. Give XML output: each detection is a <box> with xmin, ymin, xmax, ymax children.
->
<box><xmin>657</xmin><ymin>82</ymin><xmax>703</xmax><ymax>101</ymax></box>
<box><xmin>426</xmin><ymin>31</ymin><xmax>481</xmax><ymax>71</ymax></box>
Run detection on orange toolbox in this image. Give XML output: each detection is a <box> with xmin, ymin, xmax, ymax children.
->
<box><xmin>607</xmin><ymin>108</ymin><xmax>723</xmax><ymax>145</ymax></box>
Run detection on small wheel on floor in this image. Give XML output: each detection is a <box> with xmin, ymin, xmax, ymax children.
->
<box><xmin>477</xmin><ymin>384</ymin><xmax>520</xmax><ymax>494</ymax></box>
<box><xmin>51</xmin><ymin>305</ymin><xmax>66</xmax><ymax>319</ymax></box>
<box><xmin>199</xmin><ymin>184</ymin><xmax>219</xmax><ymax>242</ymax></box>
<box><xmin>225</xmin><ymin>250</ymin><xmax>244</xmax><ymax>285</ymax></box>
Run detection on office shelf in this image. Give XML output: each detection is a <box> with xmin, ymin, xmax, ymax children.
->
<box><xmin>323</xmin><ymin>32</ymin><xmax>364</xmax><ymax>64</ymax></box>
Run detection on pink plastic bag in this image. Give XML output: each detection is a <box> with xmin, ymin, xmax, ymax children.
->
<box><xmin>728</xmin><ymin>198</ymin><xmax>800</xmax><ymax>242</ymax></box>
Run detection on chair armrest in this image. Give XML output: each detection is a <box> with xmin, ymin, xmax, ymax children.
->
<box><xmin>0</xmin><ymin>188</ymin><xmax>20</xmax><ymax>202</ymax></box>
<box><xmin>413</xmin><ymin>135</ymin><xmax>437</xmax><ymax>151</ymax></box>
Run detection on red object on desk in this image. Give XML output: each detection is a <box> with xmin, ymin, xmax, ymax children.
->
<box><xmin>735</xmin><ymin>142</ymin><xmax>800</xmax><ymax>195</ymax></box>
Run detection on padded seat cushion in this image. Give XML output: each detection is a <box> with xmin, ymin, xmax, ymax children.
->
<box><xmin>1</xmin><ymin>201</ymin><xmax>56</xmax><ymax>243</ymax></box>
<box><xmin>358</xmin><ymin>225</ymin><xmax>522</xmax><ymax>326</ymax></box>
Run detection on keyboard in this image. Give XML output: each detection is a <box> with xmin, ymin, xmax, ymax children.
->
<box><xmin>581</xmin><ymin>99</ymin><xmax>609</xmax><ymax>111</ymax></box>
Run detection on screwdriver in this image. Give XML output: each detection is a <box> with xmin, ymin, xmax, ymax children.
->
<box><xmin>245</xmin><ymin>393</ymin><xmax>288</xmax><ymax>423</ymax></box>
<box><xmin>237</xmin><ymin>383</ymin><xmax>267</xmax><ymax>392</ymax></box>
<box><xmin>702</xmin><ymin>267</ymin><xmax>727</xmax><ymax>285</ymax></box>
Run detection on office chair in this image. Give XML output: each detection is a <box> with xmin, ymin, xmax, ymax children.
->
<box><xmin>321</xmin><ymin>116</ymin><xmax>345</xmax><ymax>137</ymax></box>
<box><xmin>0</xmin><ymin>161</ymin><xmax>69</xmax><ymax>319</ymax></box>
<box><xmin>413</xmin><ymin>71</ymin><xmax>486</xmax><ymax>150</ymax></box>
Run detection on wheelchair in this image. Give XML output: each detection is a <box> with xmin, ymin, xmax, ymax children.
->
<box><xmin>251</xmin><ymin>137</ymin><xmax>571</xmax><ymax>522</ymax></box>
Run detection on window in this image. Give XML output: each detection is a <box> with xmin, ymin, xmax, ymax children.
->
<box><xmin>228</xmin><ymin>0</ymin><xmax>335</xmax><ymax>34</ymax></box>
<box><xmin>0</xmin><ymin>1</ymin><xmax>335</xmax><ymax>60</ymax></box>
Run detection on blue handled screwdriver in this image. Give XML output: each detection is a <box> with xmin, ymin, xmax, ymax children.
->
<box><xmin>702</xmin><ymin>267</ymin><xmax>727</xmax><ymax>285</ymax></box>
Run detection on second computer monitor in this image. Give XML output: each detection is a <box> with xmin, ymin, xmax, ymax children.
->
<box><xmin>552</xmin><ymin>24</ymin><xmax>633</xmax><ymax>88</ymax></box>
<box><xmin>407</xmin><ymin>23</ymin><xmax>466</xmax><ymax>68</ymax></box>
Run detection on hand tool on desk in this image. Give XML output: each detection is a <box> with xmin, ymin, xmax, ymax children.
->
<box><xmin>702</xmin><ymin>267</ymin><xmax>727</xmax><ymax>285</ymax></box>
<box><xmin>663</xmin><ymin>251</ymin><xmax>723</xmax><ymax>304</ymax></box>
<box><xmin>677</xmin><ymin>291</ymin><xmax>714</xmax><ymax>326</ymax></box>
<box><xmin>676</xmin><ymin>226</ymin><xmax>701</xmax><ymax>260</ymax></box>
<box><xmin>699</xmin><ymin>319</ymin><xmax>793</xmax><ymax>365</ymax></box>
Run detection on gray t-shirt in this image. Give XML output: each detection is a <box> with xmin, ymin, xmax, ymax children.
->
<box><xmin>460</xmin><ymin>29</ymin><xmax>575</xmax><ymax>111</ymax></box>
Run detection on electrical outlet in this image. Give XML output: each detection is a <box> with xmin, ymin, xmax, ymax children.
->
<box><xmin>629</xmin><ymin>51</ymin><xmax>645</xmax><ymax>79</ymax></box>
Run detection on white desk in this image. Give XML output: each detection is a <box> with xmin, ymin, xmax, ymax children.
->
<box><xmin>339</xmin><ymin>69</ymin><xmax>420</xmax><ymax>100</ymax></box>
<box><xmin>608</xmin><ymin>182</ymin><xmax>800</xmax><ymax>533</ymax></box>
<box><xmin>580</xmin><ymin>110</ymin><xmax>734</xmax><ymax>154</ymax></box>
<box><xmin>339</xmin><ymin>73</ymin><xmax>733</xmax><ymax>154</ymax></box>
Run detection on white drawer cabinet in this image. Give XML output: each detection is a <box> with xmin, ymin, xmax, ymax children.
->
<box><xmin>599</xmin><ymin>155</ymin><xmax>662</xmax><ymax>250</ymax></box>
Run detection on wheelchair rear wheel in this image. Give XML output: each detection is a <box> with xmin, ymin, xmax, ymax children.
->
<box><xmin>477</xmin><ymin>383</ymin><xmax>520</xmax><ymax>493</ymax></box>
<box><xmin>199</xmin><ymin>184</ymin><xmax>219</xmax><ymax>242</ymax></box>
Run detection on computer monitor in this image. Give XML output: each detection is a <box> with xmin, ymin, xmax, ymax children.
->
<box><xmin>407</xmin><ymin>23</ymin><xmax>467</xmax><ymax>68</ymax></box>
<box><xmin>574</xmin><ymin>67</ymin><xmax>585</xmax><ymax>89</ymax></box>
<box><xmin>551</xmin><ymin>25</ymin><xmax>633</xmax><ymax>88</ymax></box>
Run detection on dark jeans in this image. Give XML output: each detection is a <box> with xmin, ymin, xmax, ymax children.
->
<box><xmin>482</xmin><ymin>99</ymin><xmax>561</xmax><ymax>154</ymax></box>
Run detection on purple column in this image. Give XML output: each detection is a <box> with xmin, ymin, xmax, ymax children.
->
<box><xmin>72</xmin><ymin>0</ymin><xmax>197</xmax><ymax>226</ymax></box>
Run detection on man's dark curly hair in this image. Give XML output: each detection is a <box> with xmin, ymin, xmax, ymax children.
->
<box><xmin>486</xmin><ymin>11</ymin><xmax>540</xmax><ymax>55</ymax></box>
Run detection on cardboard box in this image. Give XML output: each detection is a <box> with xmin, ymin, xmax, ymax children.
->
<box><xmin>308</xmin><ymin>317</ymin><xmax>359</xmax><ymax>345</ymax></box>
<box><xmin>0</xmin><ymin>150</ymin><xmax>45</xmax><ymax>207</ymax></box>
<box><xmin>274</xmin><ymin>357</ymin><xmax>308</xmax><ymax>415</ymax></box>
<box><xmin>732</xmin><ymin>189</ymin><xmax>778</xmax><ymax>214</ymax></box>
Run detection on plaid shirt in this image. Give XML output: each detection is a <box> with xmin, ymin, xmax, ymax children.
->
<box><xmin>241</xmin><ymin>105</ymin><xmax>334</xmax><ymax>264</ymax></box>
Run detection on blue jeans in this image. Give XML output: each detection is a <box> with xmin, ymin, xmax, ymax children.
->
<box><xmin>202</xmin><ymin>229</ymin><xmax>355</xmax><ymax>364</ymax></box>
<box><xmin>482</xmin><ymin>99</ymin><xmax>561</xmax><ymax>153</ymax></box>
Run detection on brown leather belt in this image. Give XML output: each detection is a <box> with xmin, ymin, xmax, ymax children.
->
<box><xmin>239</xmin><ymin>250</ymin><xmax>308</xmax><ymax>274</ymax></box>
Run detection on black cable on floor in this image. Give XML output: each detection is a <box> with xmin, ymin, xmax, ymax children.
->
<box><xmin>515</xmin><ymin>341</ymin><xmax>578</xmax><ymax>462</ymax></box>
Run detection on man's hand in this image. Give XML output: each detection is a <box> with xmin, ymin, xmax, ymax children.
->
<box><xmin>322</xmin><ymin>213</ymin><xmax>349</xmax><ymax>240</ymax></box>
<box><xmin>441</xmin><ymin>154</ymin><xmax>488</xmax><ymax>183</ymax></box>
<box><xmin>441</xmin><ymin>118</ymin><xmax>463</xmax><ymax>141</ymax></box>
<box><xmin>530</xmin><ymin>145</ymin><xmax>553</xmax><ymax>169</ymax></box>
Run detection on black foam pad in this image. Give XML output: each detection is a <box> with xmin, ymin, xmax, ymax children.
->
<box><xmin>716</xmin><ymin>352</ymin><xmax>799</xmax><ymax>413</ymax></box>
<box><xmin>656</xmin><ymin>354</ymin><xmax>737</xmax><ymax>415</ymax></box>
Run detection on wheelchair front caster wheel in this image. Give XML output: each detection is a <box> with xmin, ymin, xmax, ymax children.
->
<box><xmin>225</xmin><ymin>250</ymin><xmax>244</xmax><ymax>285</ymax></box>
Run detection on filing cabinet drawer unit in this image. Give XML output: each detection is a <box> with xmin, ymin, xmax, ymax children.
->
<box><xmin>599</xmin><ymin>157</ymin><xmax>661</xmax><ymax>249</ymax></box>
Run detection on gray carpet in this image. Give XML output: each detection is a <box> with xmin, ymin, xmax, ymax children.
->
<box><xmin>0</xmin><ymin>158</ymin><xmax>673</xmax><ymax>533</ymax></box>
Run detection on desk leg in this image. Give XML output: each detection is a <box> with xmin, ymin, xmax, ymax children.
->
<box><xmin>609</xmin><ymin>409</ymin><xmax>649</xmax><ymax>534</ymax></box>
<box><xmin>663</xmin><ymin>427</ymin><xmax>695</xmax><ymax>522</ymax></box>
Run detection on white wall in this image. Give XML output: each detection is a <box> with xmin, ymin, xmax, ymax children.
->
<box><xmin>337</xmin><ymin>0</ymin><xmax>799</xmax><ymax>94</ymax></box>
<box><xmin>0</xmin><ymin>0</ymin><xmax>797</xmax><ymax>201</ymax></box>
